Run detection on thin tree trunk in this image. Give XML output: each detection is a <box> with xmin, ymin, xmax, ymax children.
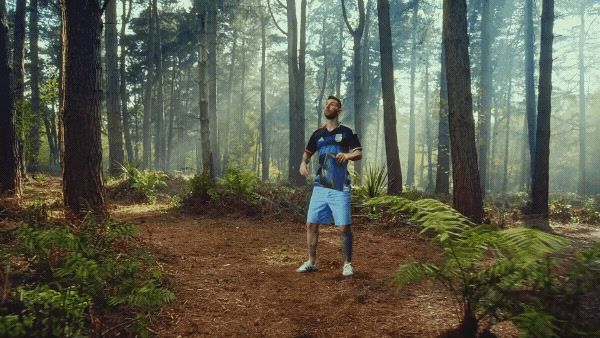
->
<box><xmin>525</xmin><ymin>0</ymin><xmax>536</xmax><ymax>187</ymax></box>
<box><xmin>260</xmin><ymin>13</ymin><xmax>269</xmax><ymax>181</ymax></box>
<box><xmin>578</xmin><ymin>4</ymin><xmax>586</xmax><ymax>195</ymax></box>
<box><xmin>208</xmin><ymin>0</ymin><xmax>219</xmax><ymax>175</ymax></box>
<box><xmin>341</xmin><ymin>0</ymin><xmax>365</xmax><ymax>179</ymax></box>
<box><xmin>223</xmin><ymin>29</ymin><xmax>237</xmax><ymax>173</ymax></box>
<box><xmin>12</xmin><ymin>0</ymin><xmax>26</xmax><ymax>180</ymax></box>
<box><xmin>478</xmin><ymin>0</ymin><xmax>492</xmax><ymax>198</ymax></box>
<box><xmin>142</xmin><ymin>3</ymin><xmax>154</xmax><ymax>169</ymax></box>
<box><xmin>443</xmin><ymin>0</ymin><xmax>484</xmax><ymax>223</ymax></box>
<box><xmin>198</xmin><ymin>7</ymin><xmax>212</xmax><ymax>176</ymax></box>
<box><xmin>530</xmin><ymin>0</ymin><xmax>554</xmax><ymax>222</ymax></box>
<box><xmin>152</xmin><ymin>0</ymin><xmax>165</xmax><ymax>171</ymax></box>
<box><xmin>377</xmin><ymin>0</ymin><xmax>402</xmax><ymax>194</ymax></box>
<box><xmin>61</xmin><ymin>0</ymin><xmax>105</xmax><ymax>217</ymax></box>
<box><xmin>120</xmin><ymin>0</ymin><xmax>134</xmax><ymax>163</ymax></box>
<box><xmin>0</xmin><ymin>0</ymin><xmax>21</xmax><ymax>196</ymax></box>
<box><xmin>425</xmin><ymin>57</ymin><xmax>433</xmax><ymax>191</ymax></box>
<box><xmin>106</xmin><ymin>0</ymin><xmax>124</xmax><ymax>175</ymax></box>
<box><xmin>28</xmin><ymin>0</ymin><xmax>41</xmax><ymax>173</ymax></box>
<box><xmin>435</xmin><ymin>44</ymin><xmax>450</xmax><ymax>194</ymax></box>
<box><xmin>502</xmin><ymin>62</ymin><xmax>513</xmax><ymax>194</ymax></box>
<box><xmin>166</xmin><ymin>58</ymin><xmax>177</xmax><ymax>170</ymax></box>
<box><xmin>407</xmin><ymin>1</ymin><xmax>419</xmax><ymax>188</ymax></box>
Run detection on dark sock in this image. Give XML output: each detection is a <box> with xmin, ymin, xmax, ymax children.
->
<box><xmin>341</xmin><ymin>230</ymin><xmax>353</xmax><ymax>262</ymax></box>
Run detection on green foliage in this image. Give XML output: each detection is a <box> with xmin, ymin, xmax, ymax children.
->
<box><xmin>352</xmin><ymin>165</ymin><xmax>387</xmax><ymax>204</ymax></box>
<box><xmin>188</xmin><ymin>172</ymin><xmax>216</xmax><ymax>200</ymax></box>
<box><xmin>1</xmin><ymin>219</ymin><xmax>174</xmax><ymax>336</ymax></box>
<box><xmin>365</xmin><ymin>196</ymin><xmax>582</xmax><ymax>337</ymax></box>
<box><xmin>119</xmin><ymin>162</ymin><xmax>168</xmax><ymax>203</ymax></box>
<box><xmin>0</xmin><ymin>286</ymin><xmax>90</xmax><ymax>338</ymax></box>
<box><xmin>222</xmin><ymin>167</ymin><xmax>259</xmax><ymax>200</ymax></box>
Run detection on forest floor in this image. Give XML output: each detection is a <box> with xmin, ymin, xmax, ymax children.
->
<box><xmin>22</xmin><ymin>177</ymin><xmax>600</xmax><ymax>337</ymax></box>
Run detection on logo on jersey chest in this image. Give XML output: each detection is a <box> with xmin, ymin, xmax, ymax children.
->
<box><xmin>335</xmin><ymin>134</ymin><xmax>343</xmax><ymax>142</ymax></box>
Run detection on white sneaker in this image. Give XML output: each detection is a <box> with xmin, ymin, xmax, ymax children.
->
<box><xmin>296</xmin><ymin>261</ymin><xmax>317</xmax><ymax>273</ymax></box>
<box><xmin>342</xmin><ymin>262</ymin><xmax>354</xmax><ymax>277</ymax></box>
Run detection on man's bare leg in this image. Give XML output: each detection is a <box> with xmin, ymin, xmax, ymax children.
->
<box><xmin>307</xmin><ymin>222</ymin><xmax>319</xmax><ymax>264</ymax></box>
<box><xmin>340</xmin><ymin>225</ymin><xmax>353</xmax><ymax>264</ymax></box>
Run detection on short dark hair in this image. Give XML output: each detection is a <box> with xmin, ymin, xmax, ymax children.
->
<box><xmin>327</xmin><ymin>95</ymin><xmax>342</xmax><ymax>108</ymax></box>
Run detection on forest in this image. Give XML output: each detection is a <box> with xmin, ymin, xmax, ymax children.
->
<box><xmin>1</xmin><ymin>0</ymin><xmax>600</xmax><ymax>336</ymax></box>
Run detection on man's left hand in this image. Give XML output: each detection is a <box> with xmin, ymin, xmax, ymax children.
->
<box><xmin>335</xmin><ymin>152</ymin><xmax>349</xmax><ymax>164</ymax></box>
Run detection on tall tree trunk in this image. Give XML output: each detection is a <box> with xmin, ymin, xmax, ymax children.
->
<box><xmin>152</xmin><ymin>0</ymin><xmax>165</xmax><ymax>171</ymax></box>
<box><xmin>524</xmin><ymin>0</ymin><xmax>536</xmax><ymax>188</ymax></box>
<box><xmin>166</xmin><ymin>59</ymin><xmax>177</xmax><ymax>169</ymax></box>
<box><xmin>287</xmin><ymin>0</ymin><xmax>306</xmax><ymax>186</ymax></box>
<box><xmin>502</xmin><ymin>62</ymin><xmax>513</xmax><ymax>194</ymax></box>
<box><xmin>120</xmin><ymin>0</ymin><xmax>134</xmax><ymax>163</ymax></box>
<box><xmin>28</xmin><ymin>0</ymin><xmax>41</xmax><ymax>173</ymax></box>
<box><xmin>478</xmin><ymin>0</ymin><xmax>492</xmax><ymax>198</ymax></box>
<box><xmin>208</xmin><ymin>0</ymin><xmax>219</xmax><ymax>175</ymax></box>
<box><xmin>577</xmin><ymin>4</ymin><xmax>586</xmax><ymax>195</ymax></box>
<box><xmin>61</xmin><ymin>0</ymin><xmax>105</xmax><ymax>217</ymax></box>
<box><xmin>0</xmin><ymin>0</ymin><xmax>21</xmax><ymax>196</ymax></box>
<box><xmin>142</xmin><ymin>3</ymin><xmax>154</xmax><ymax>169</ymax></box>
<box><xmin>362</xmin><ymin>0</ymin><xmax>373</xmax><ymax>162</ymax></box>
<box><xmin>435</xmin><ymin>45</ymin><xmax>450</xmax><ymax>194</ymax></box>
<box><xmin>407</xmin><ymin>1</ymin><xmax>419</xmax><ymax>188</ymax></box>
<box><xmin>377</xmin><ymin>0</ymin><xmax>402</xmax><ymax>194</ymax></box>
<box><xmin>222</xmin><ymin>28</ymin><xmax>237</xmax><ymax>173</ymax></box>
<box><xmin>12</xmin><ymin>0</ymin><xmax>26</xmax><ymax>180</ymax></box>
<box><xmin>341</xmin><ymin>0</ymin><xmax>365</xmax><ymax>179</ymax></box>
<box><xmin>335</xmin><ymin>13</ymin><xmax>343</xmax><ymax>98</ymax></box>
<box><xmin>530</xmin><ymin>0</ymin><xmax>554</xmax><ymax>221</ymax></box>
<box><xmin>425</xmin><ymin>57</ymin><xmax>433</xmax><ymax>191</ymax></box>
<box><xmin>106</xmin><ymin>0</ymin><xmax>124</xmax><ymax>175</ymax></box>
<box><xmin>198</xmin><ymin>7</ymin><xmax>212</xmax><ymax>176</ymax></box>
<box><xmin>443</xmin><ymin>0</ymin><xmax>484</xmax><ymax>223</ymax></box>
<box><xmin>260</xmin><ymin>13</ymin><xmax>269</xmax><ymax>181</ymax></box>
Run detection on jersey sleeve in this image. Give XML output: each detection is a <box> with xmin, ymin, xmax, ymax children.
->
<box><xmin>348</xmin><ymin>132</ymin><xmax>362</xmax><ymax>152</ymax></box>
<box><xmin>305</xmin><ymin>131</ymin><xmax>318</xmax><ymax>156</ymax></box>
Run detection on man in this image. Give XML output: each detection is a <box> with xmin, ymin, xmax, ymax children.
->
<box><xmin>297</xmin><ymin>95</ymin><xmax>362</xmax><ymax>277</ymax></box>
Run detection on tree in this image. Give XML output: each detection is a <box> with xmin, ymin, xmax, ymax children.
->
<box><xmin>28</xmin><ymin>0</ymin><xmax>41</xmax><ymax>172</ymax></box>
<box><xmin>260</xmin><ymin>10</ymin><xmax>269</xmax><ymax>181</ymax></box>
<box><xmin>477</xmin><ymin>0</ymin><xmax>492</xmax><ymax>198</ymax></box>
<box><xmin>435</xmin><ymin>44</ymin><xmax>450</xmax><ymax>195</ymax></box>
<box><xmin>524</xmin><ymin>0</ymin><xmax>536</xmax><ymax>190</ymax></box>
<box><xmin>106</xmin><ymin>0</ymin><xmax>125</xmax><ymax>175</ymax></box>
<box><xmin>208</xmin><ymin>0</ymin><xmax>219</xmax><ymax>175</ymax></box>
<box><xmin>142</xmin><ymin>2</ymin><xmax>154</xmax><ymax>169</ymax></box>
<box><xmin>197</xmin><ymin>2</ymin><xmax>212</xmax><ymax>176</ymax></box>
<box><xmin>120</xmin><ymin>0</ymin><xmax>134</xmax><ymax>162</ymax></box>
<box><xmin>0</xmin><ymin>0</ymin><xmax>21</xmax><ymax>196</ymax></box>
<box><xmin>443</xmin><ymin>0</ymin><xmax>484</xmax><ymax>223</ymax></box>
<box><xmin>11</xmin><ymin>0</ymin><xmax>26</xmax><ymax>179</ymax></box>
<box><xmin>406</xmin><ymin>0</ymin><xmax>418</xmax><ymax>188</ymax></box>
<box><xmin>61</xmin><ymin>0</ymin><xmax>105</xmax><ymax>217</ymax></box>
<box><xmin>152</xmin><ymin>0</ymin><xmax>165</xmax><ymax>170</ymax></box>
<box><xmin>530</xmin><ymin>0</ymin><xmax>554</xmax><ymax>222</ymax></box>
<box><xmin>577</xmin><ymin>1</ymin><xmax>587</xmax><ymax>195</ymax></box>
<box><xmin>341</xmin><ymin>0</ymin><xmax>365</xmax><ymax>179</ymax></box>
<box><xmin>377</xmin><ymin>0</ymin><xmax>402</xmax><ymax>194</ymax></box>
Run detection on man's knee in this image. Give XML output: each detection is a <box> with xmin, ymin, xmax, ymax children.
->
<box><xmin>340</xmin><ymin>225</ymin><xmax>352</xmax><ymax>232</ymax></box>
<box><xmin>307</xmin><ymin>222</ymin><xmax>319</xmax><ymax>232</ymax></box>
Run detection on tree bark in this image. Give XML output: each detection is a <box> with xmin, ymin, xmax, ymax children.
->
<box><xmin>198</xmin><ymin>6</ymin><xmax>213</xmax><ymax>176</ymax></box>
<box><xmin>530</xmin><ymin>0</ymin><xmax>554</xmax><ymax>220</ymax></box>
<box><xmin>435</xmin><ymin>44</ymin><xmax>450</xmax><ymax>194</ymax></box>
<box><xmin>425</xmin><ymin>57</ymin><xmax>433</xmax><ymax>191</ymax></box>
<box><xmin>502</xmin><ymin>61</ymin><xmax>513</xmax><ymax>194</ymax></box>
<box><xmin>0</xmin><ymin>0</ymin><xmax>21</xmax><ymax>196</ymax></box>
<box><xmin>142</xmin><ymin>2</ymin><xmax>154</xmax><ymax>169</ymax></box>
<box><xmin>12</xmin><ymin>0</ymin><xmax>26</xmax><ymax>180</ymax></box>
<box><xmin>407</xmin><ymin>1</ymin><xmax>419</xmax><ymax>188</ymax></box>
<box><xmin>61</xmin><ymin>0</ymin><xmax>105</xmax><ymax>217</ymax></box>
<box><xmin>106</xmin><ymin>0</ymin><xmax>125</xmax><ymax>175</ymax></box>
<box><xmin>443</xmin><ymin>0</ymin><xmax>484</xmax><ymax>223</ymax></box>
<box><xmin>524</xmin><ymin>0</ymin><xmax>536</xmax><ymax>188</ymax></box>
<box><xmin>120</xmin><ymin>0</ymin><xmax>134</xmax><ymax>163</ymax></box>
<box><xmin>260</xmin><ymin>13</ymin><xmax>269</xmax><ymax>181</ymax></box>
<box><xmin>341</xmin><ymin>0</ymin><xmax>365</xmax><ymax>179</ymax></box>
<box><xmin>208</xmin><ymin>0</ymin><xmax>219</xmax><ymax>175</ymax></box>
<box><xmin>28</xmin><ymin>0</ymin><xmax>41</xmax><ymax>173</ymax></box>
<box><xmin>377</xmin><ymin>0</ymin><xmax>402</xmax><ymax>194</ymax></box>
<box><xmin>222</xmin><ymin>28</ymin><xmax>237</xmax><ymax>173</ymax></box>
<box><xmin>577</xmin><ymin>4</ymin><xmax>586</xmax><ymax>195</ymax></box>
<box><xmin>152</xmin><ymin>0</ymin><xmax>165</xmax><ymax>171</ymax></box>
<box><xmin>478</xmin><ymin>0</ymin><xmax>492</xmax><ymax>198</ymax></box>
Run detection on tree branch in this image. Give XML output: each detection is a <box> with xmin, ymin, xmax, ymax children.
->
<box><xmin>267</xmin><ymin>0</ymin><xmax>287</xmax><ymax>35</ymax></box>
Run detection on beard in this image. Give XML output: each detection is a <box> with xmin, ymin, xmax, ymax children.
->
<box><xmin>324</xmin><ymin>109</ymin><xmax>339</xmax><ymax>120</ymax></box>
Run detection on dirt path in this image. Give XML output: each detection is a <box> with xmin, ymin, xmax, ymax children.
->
<box><xmin>112</xmin><ymin>204</ymin><xmax>519</xmax><ymax>338</ymax></box>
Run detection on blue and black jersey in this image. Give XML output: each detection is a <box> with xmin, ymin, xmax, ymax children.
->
<box><xmin>305</xmin><ymin>124</ymin><xmax>362</xmax><ymax>191</ymax></box>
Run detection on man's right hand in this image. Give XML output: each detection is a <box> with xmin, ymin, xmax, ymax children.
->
<box><xmin>299</xmin><ymin>162</ymin><xmax>309</xmax><ymax>177</ymax></box>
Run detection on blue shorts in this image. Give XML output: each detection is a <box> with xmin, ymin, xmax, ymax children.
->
<box><xmin>306</xmin><ymin>186</ymin><xmax>352</xmax><ymax>226</ymax></box>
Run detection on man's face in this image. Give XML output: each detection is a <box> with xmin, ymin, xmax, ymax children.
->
<box><xmin>324</xmin><ymin>99</ymin><xmax>341</xmax><ymax>120</ymax></box>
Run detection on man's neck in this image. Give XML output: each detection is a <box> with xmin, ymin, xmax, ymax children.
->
<box><xmin>325</xmin><ymin>118</ymin><xmax>339</xmax><ymax>131</ymax></box>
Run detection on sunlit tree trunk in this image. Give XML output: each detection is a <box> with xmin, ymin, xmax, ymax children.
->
<box><xmin>198</xmin><ymin>6</ymin><xmax>212</xmax><ymax>176</ymax></box>
<box><xmin>443</xmin><ymin>0</ymin><xmax>484</xmax><ymax>223</ymax></box>
<box><xmin>524</xmin><ymin>0</ymin><xmax>536</xmax><ymax>189</ymax></box>
<box><xmin>142</xmin><ymin>2</ymin><xmax>154</xmax><ymax>169</ymax></box>
<box><xmin>377</xmin><ymin>0</ymin><xmax>402</xmax><ymax>194</ymax></box>
<box><xmin>61</xmin><ymin>0</ymin><xmax>105</xmax><ymax>217</ymax></box>
<box><xmin>424</xmin><ymin>58</ymin><xmax>433</xmax><ymax>192</ymax></box>
<box><xmin>260</xmin><ymin>13</ymin><xmax>269</xmax><ymax>181</ymax></box>
<box><xmin>106</xmin><ymin>0</ymin><xmax>125</xmax><ymax>175</ymax></box>
<box><xmin>208</xmin><ymin>0</ymin><xmax>219</xmax><ymax>175</ymax></box>
<box><xmin>342</xmin><ymin>0</ymin><xmax>365</xmax><ymax>179</ymax></box>
<box><xmin>0</xmin><ymin>0</ymin><xmax>21</xmax><ymax>196</ymax></box>
<box><xmin>530</xmin><ymin>0</ymin><xmax>554</xmax><ymax>224</ymax></box>
<box><xmin>152</xmin><ymin>0</ymin><xmax>165</xmax><ymax>170</ymax></box>
<box><xmin>502</xmin><ymin>61</ymin><xmax>513</xmax><ymax>194</ymax></box>
<box><xmin>222</xmin><ymin>28</ymin><xmax>237</xmax><ymax>173</ymax></box>
<box><xmin>435</xmin><ymin>45</ymin><xmax>450</xmax><ymax>194</ymax></box>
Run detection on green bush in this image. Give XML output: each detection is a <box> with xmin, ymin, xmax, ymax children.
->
<box><xmin>352</xmin><ymin>165</ymin><xmax>387</xmax><ymax>205</ymax></box>
<box><xmin>188</xmin><ymin>172</ymin><xmax>216</xmax><ymax>201</ymax></box>
<box><xmin>119</xmin><ymin>163</ymin><xmax>168</xmax><ymax>203</ymax></box>
<box><xmin>222</xmin><ymin>167</ymin><xmax>259</xmax><ymax>200</ymax></box>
